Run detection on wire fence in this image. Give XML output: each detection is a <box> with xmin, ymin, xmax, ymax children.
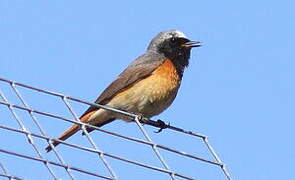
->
<box><xmin>0</xmin><ymin>77</ymin><xmax>232</xmax><ymax>180</ymax></box>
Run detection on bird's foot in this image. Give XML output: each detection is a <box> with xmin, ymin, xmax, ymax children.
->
<box><xmin>154</xmin><ymin>119</ymin><xmax>169</xmax><ymax>133</ymax></box>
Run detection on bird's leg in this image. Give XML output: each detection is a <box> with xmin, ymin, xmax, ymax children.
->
<box><xmin>135</xmin><ymin>115</ymin><xmax>169</xmax><ymax>132</ymax></box>
<box><xmin>140</xmin><ymin>117</ymin><xmax>168</xmax><ymax>132</ymax></box>
<box><xmin>154</xmin><ymin>119</ymin><xmax>169</xmax><ymax>133</ymax></box>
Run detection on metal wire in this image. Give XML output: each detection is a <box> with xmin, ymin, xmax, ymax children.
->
<box><xmin>62</xmin><ymin>96</ymin><xmax>118</xmax><ymax>179</ymax></box>
<box><xmin>0</xmin><ymin>162</ymin><xmax>25</xmax><ymax>180</ymax></box>
<box><xmin>0</xmin><ymin>125</ymin><xmax>196</xmax><ymax>180</ymax></box>
<box><xmin>0</xmin><ymin>174</ymin><xmax>25</xmax><ymax>180</ymax></box>
<box><xmin>0</xmin><ymin>148</ymin><xmax>113</xmax><ymax>180</ymax></box>
<box><xmin>0</xmin><ymin>90</ymin><xmax>59</xmax><ymax>180</ymax></box>
<box><xmin>10</xmin><ymin>82</ymin><xmax>76</xmax><ymax>180</ymax></box>
<box><xmin>0</xmin><ymin>77</ymin><xmax>232</xmax><ymax>180</ymax></box>
<box><xmin>133</xmin><ymin>115</ymin><xmax>175</xmax><ymax>180</ymax></box>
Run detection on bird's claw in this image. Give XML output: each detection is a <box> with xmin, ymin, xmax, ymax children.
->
<box><xmin>154</xmin><ymin>119</ymin><xmax>168</xmax><ymax>133</ymax></box>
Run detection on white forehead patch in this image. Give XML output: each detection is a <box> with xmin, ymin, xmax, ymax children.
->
<box><xmin>147</xmin><ymin>30</ymin><xmax>188</xmax><ymax>50</ymax></box>
<box><xmin>167</xmin><ymin>30</ymin><xmax>187</xmax><ymax>39</ymax></box>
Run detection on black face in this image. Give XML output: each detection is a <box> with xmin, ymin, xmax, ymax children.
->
<box><xmin>158</xmin><ymin>37</ymin><xmax>192</xmax><ymax>69</ymax></box>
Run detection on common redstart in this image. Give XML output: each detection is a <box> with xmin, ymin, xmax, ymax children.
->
<box><xmin>46</xmin><ymin>30</ymin><xmax>201</xmax><ymax>152</ymax></box>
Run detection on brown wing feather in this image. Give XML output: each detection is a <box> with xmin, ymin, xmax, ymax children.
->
<box><xmin>80</xmin><ymin>51</ymin><xmax>166</xmax><ymax>118</ymax></box>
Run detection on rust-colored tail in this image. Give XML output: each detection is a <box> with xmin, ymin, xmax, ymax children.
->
<box><xmin>45</xmin><ymin>110</ymin><xmax>97</xmax><ymax>152</ymax></box>
<box><xmin>45</xmin><ymin>124</ymin><xmax>80</xmax><ymax>152</ymax></box>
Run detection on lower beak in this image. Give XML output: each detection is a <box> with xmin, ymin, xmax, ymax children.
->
<box><xmin>182</xmin><ymin>41</ymin><xmax>202</xmax><ymax>48</ymax></box>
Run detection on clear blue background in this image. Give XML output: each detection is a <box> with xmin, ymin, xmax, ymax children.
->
<box><xmin>0</xmin><ymin>1</ymin><xmax>294</xmax><ymax>180</ymax></box>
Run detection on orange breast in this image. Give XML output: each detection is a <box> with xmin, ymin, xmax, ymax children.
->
<box><xmin>151</xmin><ymin>58</ymin><xmax>180</xmax><ymax>92</ymax></box>
<box><xmin>142</xmin><ymin>59</ymin><xmax>180</xmax><ymax>104</ymax></box>
<box><xmin>108</xmin><ymin>59</ymin><xmax>181</xmax><ymax>118</ymax></box>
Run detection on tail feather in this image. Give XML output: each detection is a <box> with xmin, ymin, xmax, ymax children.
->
<box><xmin>45</xmin><ymin>110</ymin><xmax>97</xmax><ymax>152</ymax></box>
<box><xmin>45</xmin><ymin>124</ymin><xmax>80</xmax><ymax>152</ymax></box>
<box><xmin>83</xmin><ymin>118</ymin><xmax>115</xmax><ymax>134</ymax></box>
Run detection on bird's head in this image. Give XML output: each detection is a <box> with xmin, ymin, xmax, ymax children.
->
<box><xmin>147</xmin><ymin>30</ymin><xmax>201</xmax><ymax>68</ymax></box>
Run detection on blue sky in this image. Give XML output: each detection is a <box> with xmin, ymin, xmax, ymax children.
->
<box><xmin>0</xmin><ymin>1</ymin><xmax>294</xmax><ymax>180</ymax></box>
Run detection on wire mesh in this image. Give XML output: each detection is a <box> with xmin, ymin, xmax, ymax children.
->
<box><xmin>0</xmin><ymin>77</ymin><xmax>232</xmax><ymax>180</ymax></box>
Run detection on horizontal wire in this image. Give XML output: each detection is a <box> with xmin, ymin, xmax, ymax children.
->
<box><xmin>0</xmin><ymin>89</ymin><xmax>61</xmax><ymax>180</ymax></box>
<box><xmin>9</xmin><ymin>83</ymin><xmax>76</xmax><ymax>180</ymax></box>
<box><xmin>61</xmin><ymin>97</ymin><xmax>118</xmax><ymax>179</ymax></box>
<box><xmin>0</xmin><ymin>163</ymin><xmax>25</xmax><ymax>180</ymax></box>
<box><xmin>0</xmin><ymin>174</ymin><xmax>25</xmax><ymax>180</ymax></box>
<box><xmin>0</xmin><ymin>77</ymin><xmax>207</xmax><ymax>139</ymax></box>
<box><xmin>0</xmin><ymin>148</ymin><xmax>114</xmax><ymax>180</ymax></box>
<box><xmin>0</xmin><ymin>77</ymin><xmax>232</xmax><ymax>180</ymax></box>
<box><xmin>134</xmin><ymin>115</ymin><xmax>176</xmax><ymax>180</ymax></box>
<box><xmin>0</xmin><ymin>100</ymin><xmax>221</xmax><ymax>167</ymax></box>
<box><xmin>0</xmin><ymin>125</ymin><xmax>197</xmax><ymax>180</ymax></box>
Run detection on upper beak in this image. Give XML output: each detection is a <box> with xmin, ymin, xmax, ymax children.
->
<box><xmin>182</xmin><ymin>41</ymin><xmax>202</xmax><ymax>48</ymax></box>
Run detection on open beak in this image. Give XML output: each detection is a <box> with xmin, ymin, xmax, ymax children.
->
<box><xmin>182</xmin><ymin>41</ymin><xmax>202</xmax><ymax>48</ymax></box>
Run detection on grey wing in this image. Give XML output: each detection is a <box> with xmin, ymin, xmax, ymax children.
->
<box><xmin>80</xmin><ymin>51</ymin><xmax>165</xmax><ymax>118</ymax></box>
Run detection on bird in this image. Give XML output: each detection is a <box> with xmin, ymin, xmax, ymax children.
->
<box><xmin>46</xmin><ymin>30</ymin><xmax>201</xmax><ymax>152</ymax></box>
